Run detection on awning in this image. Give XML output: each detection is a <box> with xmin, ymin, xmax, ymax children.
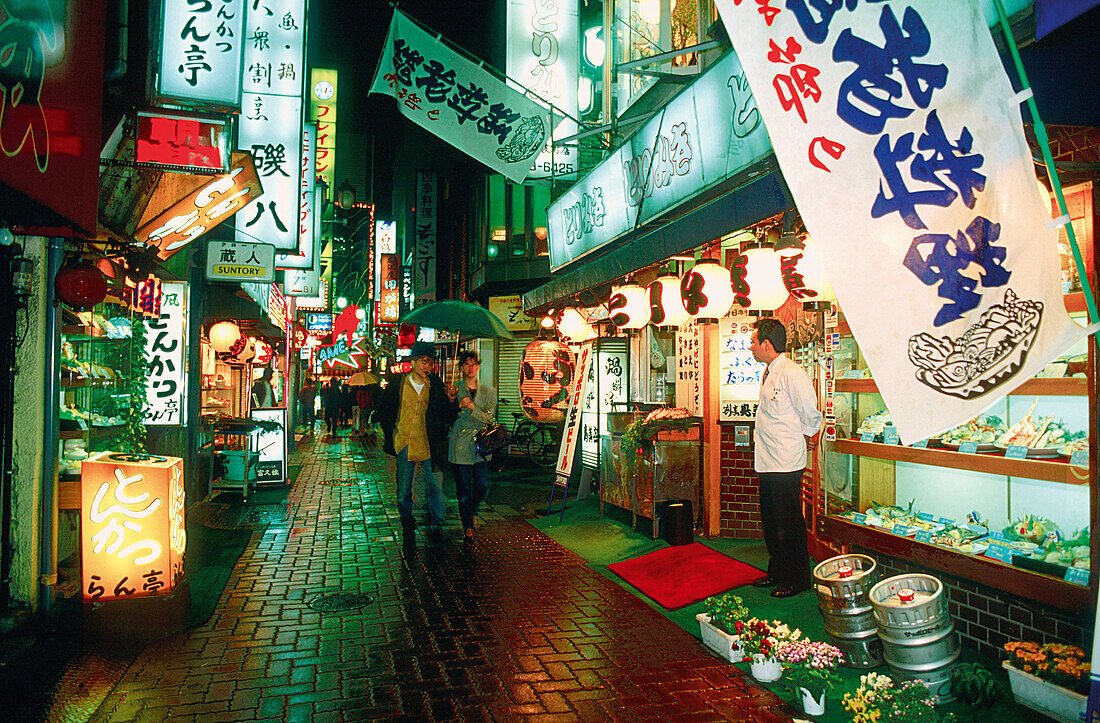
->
<box><xmin>523</xmin><ymin>160</ymin><xmax>794</xmax><ymax>313</ymax></box>
<box><xmin>203</xmin><ymin>284</ymin><xmax>267</xmax><ymax>322</ymax></box>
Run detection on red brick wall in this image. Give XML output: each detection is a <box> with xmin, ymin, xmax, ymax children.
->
<box><xmin>718</xmin><ymin>426</ymin><xmax>762</xmax><ymax>538</ymax></box>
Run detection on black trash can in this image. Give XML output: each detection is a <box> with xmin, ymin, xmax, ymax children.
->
<box><xmin>658</xmin><ymin>499</ymin><xmax>694</xmax><ymax>546</ymax></box>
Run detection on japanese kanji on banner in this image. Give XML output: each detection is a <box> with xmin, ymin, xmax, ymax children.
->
<box><xmin>369</xmin><ymin>10</ymin><xmax>550</xmax><ymax>184</ymax></box>
<box><xmin>714</xmin><ymin>0</ymin><xmax>1089</xmax><ymax>444</ymax></box>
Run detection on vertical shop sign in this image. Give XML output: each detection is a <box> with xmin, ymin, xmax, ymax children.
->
<box><xmin>157</xmin><ymin>0</ymin><xmax>245</xmax><ymax>107</ymax></box>
<box><xmin>144</xmin><ymin>281</ymin><xmax>188</xmax><ymax>426</ymax></box>
<box><xmin>250</xmin><ymin>408</ymin><xmax>287</xmax><ymax>482</ymax></box>
<box><xmin>309</xmin><ymin>68</ymin><xmax>338</xmax><ymax>192</ymax></box>
<box><xmin>676</xmin><ymin>321</ymin><xmax>702</xmax><ymax>416</ymax></box>
<box><xmin>718</xmin><ymin>315</ymin><xmax>763</xmax><ymax>421</ymax></box>
<box><xmin>236</xmin><ymin>0</ymin><xmax>306</xmax><ymax>251</ymax></box>
<box><xmin>284</xmin><ymin>267</ymin><xmax>320</xmax><ymax>297</ymax></box>
<box><xmin>377</xmin><ymin>255</ymin><xmax>401</xmax><ymax>325</ymax></box>
<box><xmin>714</xmin><ymin>0</ymin><xmax>1089</xmax><ymax>444</ymax></box>
<box><xmin>555</xmin><ymin>341</ymin><xmax>594</xmax><ymax>486</ymax></box>
<box><xmin>81</xmin><ymin>453</ymin><xmax>186</xmax><ymax>601</ymax></box>
<box><xmin>507</xmin><ymin>0</ymin><xmax>579</xmax><ymax>180</ymax></box>
<box><xmin>374</xmin><ymin>219</ymin><xmax>396</xmax><ymax>321</ymax></box>
<box><xmin>268</xmin><ymin>283</ymin><xmax>288</xmax><ymax>333</ymax></box>
<box><xmin>414</xmin><ymin>172</ymin><xmax>438</xmax><ymax>303</ymax></box>
<box><xmin>579</xmin><ymin>357</ymin><xmax>599</xmax><ymax>464</ymax></box>
<box><xmin>276</xmin><ymin>123</ymin><xmax>317</xmax><ymax>269</ymax></box>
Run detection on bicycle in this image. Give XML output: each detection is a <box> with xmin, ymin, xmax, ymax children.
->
<box><xmin>496</xmin><ymin>399</ymin><xmax>564</xmax><ymax>468</ymax></box>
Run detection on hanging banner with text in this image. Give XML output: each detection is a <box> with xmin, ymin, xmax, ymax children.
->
<box><xmin>714</xmin><ymin>0</ymin><xmax>1089</xmax><ymax>444</ymax></box>
<box><xmin>555</xmin><ymin>341</ymin><xmax>593</xmax><ymax>487</ymax></box>
<box><xmin>144</xmin><ymin>280</ymin><xmax>189</xmax><ymax>426</ymax></box>
<box><xmin>414</xmin><ymin>172</ymin><xmax>438</xmax><ymax>304</ymax></box>
<box><xmin>369</xmin><ymin>9</ymin><xmax>550</xmax><ymax>184</ymax></box>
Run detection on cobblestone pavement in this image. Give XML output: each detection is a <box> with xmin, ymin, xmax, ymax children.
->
<box><xmin>90</xmin><ymin>433</ymin><xmax>793</xmax><ymax>722</ymax></box>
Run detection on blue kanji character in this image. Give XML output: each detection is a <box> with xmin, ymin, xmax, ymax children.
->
<box><xmin>872</xmin><ymin>131</ymin><xmax>950</xmax><ymax>229</ymax></box>
<box><xmin>787</xmin><ymin>0</ymin><xmax>889</xmax><ymax>45</ymax></box>
<box><xmin>448</xmin><ymin>81</ymin><xmax>488</xmax><ymax>124</ymax></box>
<box><xmin>912</xmin><ymin>110</ymin><xmax>985</xmax><ymax>209</ymax></box>
<box><xmin>833</xmin><ymin>5</ymin><xmax>947</xmax><ymax>135</ymax></box>
<box><xmin>902</xmin><ymin>216</ymin><xmax>1010</xmax><ymax>326</ymax></box>
<box><xmin>415</xmin><ymin>60</ymin><xmax>456</xmax><ymax>103</ymax></box>
<box><xmin>476</xmin><ymin>103</ymin><xmax>520</xmax><ymax>143</ymax></box>
<box><xmin>392</xmin><ymin>39</ymin><xmax>423</xmax><ymax>85</ymax></box>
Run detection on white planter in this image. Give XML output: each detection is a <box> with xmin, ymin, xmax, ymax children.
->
<box><xmin>800</xmin><ymin>687</ymin><xmax>826</xmax><ymax>716</ymax></box>
<box><xmin>696</xmin><ymin>613</ymin><xmax>746</xmax><ymax>663</ymax></box>
<box><xmin>750</xmin><ymin>654</ymin><xmax>783</xmax><ymax>682</ymax></box>
<box><xmin>1003</xmin><ymin>661</ymin><xmax>1086</xmax><ymax>723</ymax></box>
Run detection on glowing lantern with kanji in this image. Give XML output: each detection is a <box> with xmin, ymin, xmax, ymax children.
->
<box><xmin>781</xmin><ymin>236</ymin><xmax>836</xmax><ymax>310</ymax></box>
<box><xmin>253</xmin><ymin>339</ymin><xmax>274</xmax><ymax>366</ymax></box>
<box><xmin>647</xmin><ymin>274</ymin><xmax>690</xmax><ymax>328</ymax></box>
<box><xmin>608</xmin><ymin>284</ymin><xmax>649</xmax><ymax>329</ymax></box>
<box><xmin>731</xmin><ymin>243</ymin><xmax>789</xmax><ymax>313</ymax></box>
<box><xmin>233</xmin><ymin>336</ymin><xmax>257</xmax><ymax>363</ymax></box>
<box><xmin>208</xmin><ymin>321</ymin><xmax>241</xmax><ymax>352</ymax></box>
<box><xmin>558</xmin><ymin>307</ymin><xmax>596</xmax><ymax>343</ymax></box>
<box><xmin>80</xmin><ymin>452</ymin><xmax>185</xmax><ymax>602</ymax></box>
<box><xmin>520</xmin><ymin>339</ymin><xmax>575</xmax><ymax>422</ymax></box>
<box><xmin>680</xmin><ymin>259</ymin><xmax>733</xmax><ymax>323</ymax></box>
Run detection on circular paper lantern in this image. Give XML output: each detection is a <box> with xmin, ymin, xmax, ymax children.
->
<box><xmin>253</xmin><ymin>339</ymin><xmax>274</xmax><ymax>366</ymax></box>
<box><xmin>558</xmin><ymin>307</ymin><xmax>596</xmax><ymax>343</ymax></box>
<box><xmin>55</xmin><ymin>262</ymin><xmax>109</xmax><ymax>310</ymax></box>
<box><xmin>208</xmin><ymin>320</ymin><xmax>242</xmax><ymax>352</ymax></box>
<box><xmin>608</xmin><ymin>284</ymin><xmax>649</xmax><ymax>329</ymax></box>
<box><xmin>680</xmin><ymin>259</ymin><xmax>734</xmax><ymax>323</ymax></box>
<box><xmin>519</xmin><ymin>339</ymin><xmax>575</xmax><ymax>422</ymax></box>
<box><xmin>781</xmin><ymin>236</ymin><xmax>836</xmax><ymax>310</ymax></box>
<box><xmin>647</xmin><ymin>274</ymin><xmax>690</xmax><ymax>328</ymax></box>
<box><xmin>230</xmin><ymin>335</ymin><xmax>256</xmax><ymax>363</ymax></box>
<box><xmin>731</xmin><ymin>243</ymin><xmax>788</xmax><ymax>313</ymax></box>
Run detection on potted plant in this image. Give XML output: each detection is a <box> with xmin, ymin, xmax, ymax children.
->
<box><xmin>949</xmin><ymin>663</ymin><xmax>999</xmax><ymax>722</ymax></box>
<box><xmin>697</xmin><ymin>593</ymin><xmax>750</xmax><ymax>662</ymax></box>
<box><xmin>1002</xmin><ymin>641</ymin><xmax>1089</xmax><ymax>723</ymax></box>
<box><xmin>841</xmin><ymin>671</ymin><xmax>955</xmax><ymax>722</ymax></box>
<box><xmin>774</xmin><ymin>639</ymin><xmax>843</xmax><ymax>716</ymax></box>
<box><xmin>738</xmin><ymin>617</ymin><xmax>802</xmax><ymax>683</ymax></box>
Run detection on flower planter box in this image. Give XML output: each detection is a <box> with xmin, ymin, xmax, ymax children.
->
<box><xmin>1003</xmin><ymin>661</ymin><xmax>1086</xmax><ymax>723</ymax></box>
<box><xmin>696</xmin><ymin>613</ymin><xmax>745</xmax><ymax>663</ymax></box>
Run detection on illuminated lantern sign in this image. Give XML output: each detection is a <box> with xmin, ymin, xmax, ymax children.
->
<box><xmin>144</xmin><ymin>280</ymin><xmax>189</xmax><ymax>426</ymax></box>
<box><xmin>647</xmin><ymin>275</ymin><xmax>690</xmax><ymax>328</ymax></box>
<box><xmin>81</xmin><ymin>452</ymin><xmax>185</xmax><ymax>602</ymax></box>
<box><xmin>520</xmin><ymin>340</ymin><xmax>575</xmax><ymax>422</ymax></box>
<box><xmin>134</xmin><ymin>111</ymin><xmax>231</xmax><ymax>173</ymax></box>
<box><xmin>680</xmin><ymin>259</ymin><xmax>734</xmax><ymax>323</ymax></box>
<box><xmin>780</xmin><ymin>237</ymin><xmax>836</xmax><ymax>310</ymax></box>
<box><xmin>377</xmin><ymin>254</ymin><xmax>401</xmax><ymax>325</ymax></box>
<box><xmin>608</xmin><ymin>284</ymin><xmax>649</xmax><ymax>329</ymax></box>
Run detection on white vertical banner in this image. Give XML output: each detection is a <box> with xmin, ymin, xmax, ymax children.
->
<box><xmin>157</xmin><ymin>0</ymin><xmax>245</xmax><ymax>106</ymax></box>
<box><xmin>277</xmin><ymin>122</ymin><xmax>316</xmax><ymax>269</ymax></box>
<box><xmin>507</xmin><ymin>0</ymin><xmax>579</xmax><ymax>179</ymax></box>
<box><xmin>714</xmin><ymin>0</ymin><xmax>1089</xmax><ymax>444</ymax></box>
<box><xmin>676</xmin><ymin>321</ymin><xmax>701</xmax><ymax>417</ymax></box>
<box><xmin>555</xmin><ymin>341</ymin><xmax>594</xmax><ymax>486</ymax></box>
<box><xmin>236</xmin><ymin>0</ymin><xmax>306</xmax><ymax>251</ymax></box>
<box><xmin>144</xmin><ymin>280</ymin><xmax>189</xmax><ymax>426</ymax></box>
<box><xmin>414</xmin><ymin>171</ymin><xmax>437</xmax><ymax>303</ymax></box>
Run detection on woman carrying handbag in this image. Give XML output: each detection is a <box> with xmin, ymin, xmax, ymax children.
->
<box><xmin>447</xmin><ymin>351</ymin><xmax>498</xmax><ymax>540</ymax></box>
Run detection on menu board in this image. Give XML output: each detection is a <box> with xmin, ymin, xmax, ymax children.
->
<box><xmin>675</xmin><ymin>321</ymin><xmax>702</xmax><ymax>416</ymax></box>
<box><xmin>718</xmin><ymin>315</ymin><xmax>764</xmax><ymax>422</ymax></box>
<box><xmin>250</xmin><ymin>407</ymin><xmax>287</xmax><ymax>484</ymax></box>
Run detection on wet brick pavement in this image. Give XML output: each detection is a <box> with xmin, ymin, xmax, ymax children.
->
<box><xmin>88</xmin><ymin>432</ymin><xmax>793</xmax><ymax>722</ymax></box>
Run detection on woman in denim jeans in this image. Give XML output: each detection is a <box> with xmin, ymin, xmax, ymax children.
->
<box><xmin>447</xmin><ymin>351</ymin><xmax>498</xmax><ymax>540</ymax></box>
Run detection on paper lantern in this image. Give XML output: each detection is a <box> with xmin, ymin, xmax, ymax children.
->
<box><xmin>235</xmin><ymin>337</ymin><xmax>257</xmax><ymax>363</ymax></box>
<box><xmin>680</xmin><ymin>259</ymin><xmax>733</xmax><ymax>323</ymax></box>
<box><xmin>55</xmin><ymin>262</ymin><xmax>109</xmax><ymax>310</ymax></box>
<box><xmin>781</xmin><ymin>236</ymin><xmax>836</xmax><ymax>310</ymax></box>
<box><xmin>608</xmin><ymin>284</ymin><xmax>649</xmax><ymax>329</ymax></box>
<box><xmin>253</xmin><ymin>339</ymin><xmax>274</xmax><ymax>366</ymax></box>
<box><xmin>208</xmin><ymin>320</ymin><xmax>241</xmax><ymax>352</ymax></box>
<box><xmin>647</xmin><ymin>274</ymin><xmax>690</xmax><ymax>328</ymax></box>
<box><xmin>520</xmin><ymin>339</ymin><xmax>575</xmax><ymax>423</ymax></box>
<box><xmin>558</xmin><ymin>307</ymin><xmax>596</xmax><ymax>343</ymax></box>
<box><xmin>80</xmin><ymin>452</ymin><xmax>185</xmax><ymax>601</ymax></box>
<box><xmin>731</xmin><ymin>243</ymin><xmax>789</xmax><ymax>313</ymax></box>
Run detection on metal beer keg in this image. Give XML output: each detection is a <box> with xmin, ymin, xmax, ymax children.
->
<box><xmin>869</xmin><ymin>573</ymin><xmax>960</xmax><ymax>703</ymax></box>
<box><xmin>812</xmin><ymin>554</ymin><xmax>884</xmax><ymax>669</ymax></box>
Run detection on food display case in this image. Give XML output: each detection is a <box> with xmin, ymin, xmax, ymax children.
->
<box><xmin>820</xmin><ymin>299</ymin><xmax>1094</xmax><ymax>611</ymax></box>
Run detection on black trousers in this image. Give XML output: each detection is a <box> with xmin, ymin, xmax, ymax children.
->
<box><xmin>757</xmin><ymin>470</ymin><xmax>811</xmax><ymax>587</ymax></box>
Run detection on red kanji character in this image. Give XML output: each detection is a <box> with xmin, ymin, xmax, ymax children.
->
<box><xmin>404</xmin><ymin>92</ymin><xmax>423</xmax><ymax>111</ymax></box>
<box><xmin>808</xmin><ymin>136</ymin><xmax>845</xmax><ymax>172</ymax></box>
<box><xmin>756</xmin><ymin>0</ymin><xmax>780</xmax><ymax>25</ymax></box>
<box><xmin>427</xmin><ymin>109</ymin><xmax>439</xmax><ymax>120</ymax></box>
<box><xmin>767</xmin><ymin>37</ymin><xmax>821</xmax><ymax>124</ymax></box>
<box><xmin>383</xmin><ymin>72</ymin><xmax>398</xmax><ymax>89</ymax></box>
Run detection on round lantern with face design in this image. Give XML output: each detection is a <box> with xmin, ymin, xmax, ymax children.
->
<box><xmin>520</xmin><ymin>339</ymin><xmax>576</xmax><ymax>422</ymax></box>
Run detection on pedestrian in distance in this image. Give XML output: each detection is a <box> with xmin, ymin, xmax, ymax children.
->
<box><xmin>375</xmin><ymin>342</ymin><xmax>458</xmax><ymax>544</ymax></box>
<box><xmin>748</xmin><ymin>317</ymin><xmax>822</xmax><ymax>599</ymax></box>
<box><xmin>251</xmin><ymin>366</ymin><xmax>276</xmax><ymax>408</ymax></box>
<box><xmin>322</xmin><ymin>379</ymin><xmax>340</xmax><ymax>435</ymax></box>
<box><xmin>447</xmin><ymin>351</ymin><xmax>498</xmax><ymax>541</ymax></box>
<box><xmin>298</xmin><ymin>377</ymin><xmax>318</xmax><ymax>435</ymax></box>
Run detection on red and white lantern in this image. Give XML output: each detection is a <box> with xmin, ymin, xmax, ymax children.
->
<box><xmin>647</xmin><ymin>274</ymin><xmax>690</xmax><ymax>328</ymax></box>
<box><xmin>609</xmin><ymin>284</ymin><xmax>650</xmax><ymax>329</ymax></box>
<box><xmin>780</xmin><ymin>236</ymin><xmax>836</xmax><ymax>310</ymax></box>
<box><xmin>680</xmin><ymin>259</ymin><xmax>733</xmax><ymax>323</ymax></box>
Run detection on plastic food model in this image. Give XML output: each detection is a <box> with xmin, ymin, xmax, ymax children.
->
<box><xmin>940</xmin><ymin>415</ymin><xmax>1006</xmax><ymax>444</ymax></box>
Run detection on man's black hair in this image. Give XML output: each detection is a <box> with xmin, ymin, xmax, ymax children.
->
<box><xmin>753</xmin><ymin>317</ymin><xmax>787</xmax><ymax>353</ymax></box>
<box><xmin>458</xmin><ymin>350</ymin><xmax>480</xmax><ymax>366</ymax></box>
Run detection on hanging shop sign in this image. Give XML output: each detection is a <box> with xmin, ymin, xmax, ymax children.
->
<box><xmin>506</xmin><ymin>0</ymin><xmax>579</xmax><ymax>180</ymax></box>
<box><xmin>144</xmin><ymin>281</ymin><xmax>189</xmax><ymax>426</ymax></box>
<box><xmin>489</xmin><ymin>295</ymin><xmax>537</xmax><ymax>332</ymax></box>
<box><xmin>309</xmin><ymin>68</ymin><xmax>338</xmax><ymax>192</ymax></box>
<box><xmin>377</xmin><ymin>220</ymin><xmax>397</xmax><ymax>254</ymax></box>
<box><xmin>546</xmin><ymin>49</ymin><xmax>772</xmax><ymax>271</ymax></box>
<box><xmin>579</xmin><ymin>342</ymin><xmax>628</xmax><ymax>464</ymax></box>
<box><xmin>414</xmin><ymin>172</ymin><xmax>438</xmax><ymax>303</ymax></box>
<box><xmin>267</xmin><ymin>283</ymin><xmax>289</xmax><ymax>333</ymax></box>
<box><xmin>284</xmin><ymin>267</ymin><xmax>320</xmax><ymax>297</ymax></box>
<box><xmin>276</xmin><ymin>123</ymin><xmax>318</xmax><ymax>270</ymax></box>
<box><xmin>236</xmin><ymin>0</ymin><xmax>306</xmax><ymax>252</ymax></box>
<box><xmin>134</xmin><ymin>111</ymin><xmax>232</xmax><ymax>174</ymax></box>
<box><xmin>316</xmin><ymin>335</ymin><xmax>369</xmax><ymax>370</ymax></box>
<box><xmin>718</xmin><ymin>315</ymin><xmax>763</xmax><ymax>422</ymax></box>
<box><xmin>294</xmin><ymin>276</ymin><xmax>328</xmax><ymax>311</ymax></box>
<box><xmin>676</xmin><ymin>321</ymin><xmax>702</xmax><ymax>417</ymax></box>
<box><xmin>370</xmin><ymin>10</ymin><xmax>550</xmax><ymax>184</ymax></box>
<box><xmin>205</xmin><ymin>240</ymin><xmax>276</xmax><ymax>282</ymax></box>
<box><xmin>715</xmin><ymin>0</ymin><xmax>1090</xmax><ymax>444</ymax></box>
<box><xmin>157</xmin><ymin>0</ymin><xmax>245</xmax><ymax>107</ymax></box>
<box><xmin>136</xmin><ymin>152</ymin><xmax>262</xmax><ymax>259</ymax></box>
<box><xmin>377</xmin><ymin>254</ymin><xmax>401</xmax><ymax>325</ymax></box>
<box><xmin>555</xmin><ymin>342</ymin><xmax>594</xmax><ymax>486</ymax></box>
<box><xmin>250</xmin><ymin>408</ymin><xmax>287</xmax><ymax>483</ymax></box>
<box><xmin>108</xmin><ymin>275</ymin><xmax>164</xmax><ymax>320</ymax></box>
<box><xmin>81</xmin><ymin>452</ymin><xmax>186</xmax><ymax>602</ymax></box>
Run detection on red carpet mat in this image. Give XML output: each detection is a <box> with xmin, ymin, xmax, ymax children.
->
<box><xmin>607</xmin><ymin>542</ymin><xmax>765</xmax><ymax>609</ymax></box>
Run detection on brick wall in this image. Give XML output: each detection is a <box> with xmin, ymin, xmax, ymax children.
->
<box><xmin>718</xmin><ymin>426</ymin><xmax>762</xmax><ymax>538</ymax></box>
<box><xmin>869</xmin><ymin>550</ymin><xmax>1093</xmax><ymax>660</ymax></box>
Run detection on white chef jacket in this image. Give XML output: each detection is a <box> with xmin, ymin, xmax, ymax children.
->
<box><xmin>754</xmin><ymin>354</ymin><xmax>823</xmax><ymax>473</ymax></box>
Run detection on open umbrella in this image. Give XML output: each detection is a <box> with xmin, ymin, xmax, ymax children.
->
<box><xmin>401</xmin><ymin>300</ymin><xmax>517</xmax><ymax>341</ymax></box>
<box><xmin>347</xmin><ymin>371</ymin><xmax>380</xmax><ymax>386</ymax></box>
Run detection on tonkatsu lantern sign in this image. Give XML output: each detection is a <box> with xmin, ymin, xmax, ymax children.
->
<box><xmin>715</xmin><ymin>0</ymin><xmax>1089</xmax><ymax>444</ymax></box>
<box><xmin>81</xmin><ymin>453</ymin><xmax>185</xmax><ymax>602</ymax></box>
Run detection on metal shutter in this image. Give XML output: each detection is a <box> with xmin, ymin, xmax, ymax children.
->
<box><xmin>495</xmin><ymin>334</ymin><xmax>531</xmax><ymax>427</ymax></box>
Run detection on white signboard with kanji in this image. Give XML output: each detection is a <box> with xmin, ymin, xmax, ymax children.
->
<box><xmin>718</xmin><ymin>315</ymin><xmax>763</xmax><ymax>422</ymax></box>
<box><xmin>206</xmin><ymin>240</ymin><xmax>276</xmax><ymax>282</ymax></box>
<box><xmin>144</xmin><ymin>281</ymin><xmax>189</xmax><ymax>426</ymax></box>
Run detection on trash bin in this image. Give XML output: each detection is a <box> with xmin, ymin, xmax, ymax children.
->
<box><xmin>658</xmin><ymin>499</ymin><xmax>693</xmax><ymax>546</ymax></box>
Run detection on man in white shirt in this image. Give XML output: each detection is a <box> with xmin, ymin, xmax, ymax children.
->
<box><xmin>749</xmin><ymin>318</ymin><xmax>823</xmax><ymax>598</ymax></box>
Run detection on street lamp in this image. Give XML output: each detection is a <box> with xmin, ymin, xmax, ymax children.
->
<box><xmin>336</xmin><ymin>180</ymin><xmax>355</xmax><ymax>210</ymax></box>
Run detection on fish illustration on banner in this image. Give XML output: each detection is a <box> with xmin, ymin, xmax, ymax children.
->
<box><xmin>369</xmin><ymin>9</ymin><xmax>549</xmax><ymax>184</ymax></box>
<box><xmin>713</xmin><ymin>0</ymin><xmax>1090</xmax><ymax>444</ymax></box>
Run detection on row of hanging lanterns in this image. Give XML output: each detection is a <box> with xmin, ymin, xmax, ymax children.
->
<box><xmin>207</xmin><ymin>320</ymin><xmax>274</xmax><ymax>365</ymax></box>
